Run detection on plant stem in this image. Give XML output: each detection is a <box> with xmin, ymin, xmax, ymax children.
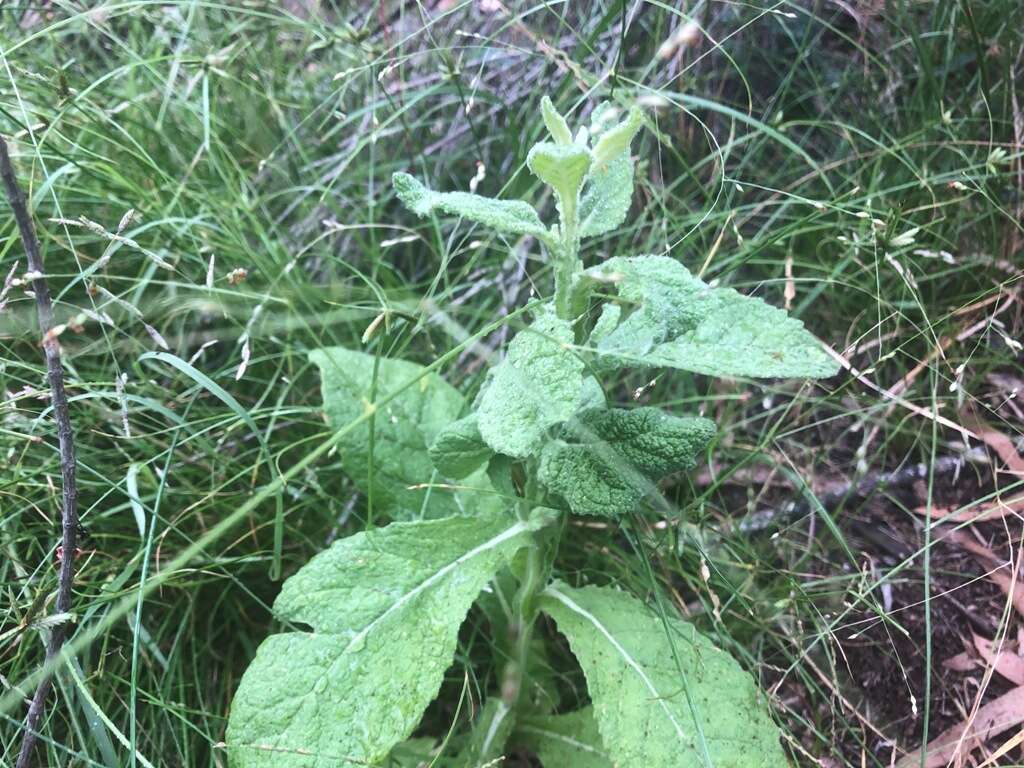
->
<box><xmin>553</xmin><ymin>250</ymin><xmax>577</xmax><ymax>320</ymax></box>
<box><xmin>502</xmin><ymin>541</ymin><xmax>543</xmax><ymax>708</ymax></box>
<box><xmin>1</xmin><ymin>135</ymin><xmax>80</xmax><ymax>768</ymax></box>
<box><xmin>503</xmin><ymin>466</ymin><xmax>547</xmax><ymax>710</ymax></box>
<box><xmin>552</xmin><ymin>205</ymin><xmax>580</xmax><ymax>321</ymax></box>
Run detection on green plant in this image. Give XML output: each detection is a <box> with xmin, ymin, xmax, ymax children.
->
<box><xmin>224</xmin><ymin>98</ymin><xmax>838</xmax><ymax>767</ymax></box>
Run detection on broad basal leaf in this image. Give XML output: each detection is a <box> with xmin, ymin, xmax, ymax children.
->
<box><xmin>539</xmin><ymin>583</ymin><xmax>789</xmax><ymax>768</ymax></box>
<box><xmin>578</xmin><ymin>375</ymin><xmax>606</xmax><ymax>410</ymax></box>
<box><xmin>538</xmin><ymin>407</ymin><xmax>714</xmax><ymax>517</ymax></box>
<box><xmin>477</xmin><ymin>311</ymin><xmax>584</xmax><ymax>458</ymax></box>
<box><xmin>226</xmin><ymin>510</ymin><xmax>553</xmax><ymax>768</ymax></box>
<box><xmin>515</xmin><ymin>707</ymin><xmax>613</xmax><ymax>768</ymax></box>
<box><xmin>393</xmin><ymin>172</ymin><xmax>549</xmax><ymax>239</ymax></box>
<box><xmin>585</xmin><ymin>255</ymin><xmax>838</xmax><ymax>379</ymax></box>
<box><xmin>428</xmin><ymin>413</ymin><xmax>493</xmax><ymax>479</ymax></box>
<box><xmin>311</xmin><ymin>347</ymin><xmax>492</xmax><ymax>519</ymax></box>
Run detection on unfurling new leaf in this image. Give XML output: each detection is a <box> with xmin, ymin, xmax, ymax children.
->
<box><xmin>527</xmin><ymin>143</ymin><xmax>592</xmax><ymax>230</ymax></box>
<box><xmin>591</xmin><ymin>105</ymin><xmax>643</xmax><ymax>167</ymax></box>
<box><xmin>540</xmin><ymin>96</ymin><xmax>573</xmax><ymax>145</ymax></box>
<box><xmin>538</xmin><ymin>407</ymin><xmax>715</xmax><ymax>517</ymax></box>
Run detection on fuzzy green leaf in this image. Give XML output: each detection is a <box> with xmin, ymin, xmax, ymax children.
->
<box><xmin>585</xmin><ymin>255</ymin><xmax>838</xmax><ymax>379</ymax></box>
<box><xmin>579</xmin><ymin>151</ymin><xmax>635</xmax><ymax>238</ymax></box>
<box><xmin>527</xmin><ymin>142</ymin><xmax>592</xmax><ymax>225</ymax></box>
<box><xmin>515</xmin><ymin>708</ymin><xmax>613</xmax><ymax>768</ymax></box>
<box><xmin>454</xmin><ymin>698</ymin><xmax>516</xmax><ymax>767</ymax></box>
<box><xmin>310</xmin><ymin>348</ymin><xmax>489</xmax><ymax>519</ymax></box>
<box><xmin>590</xmin><ymin>105</ymin><xmax>643</xmax><ymax>167</ymax></box>
<box><xmin>538</xmin><ymin>407</ymin><xmax>714</xmax><ymax>517</ymax></box>
<box><xmin>392</xmin><ymin>172</ymin><xmax>548</xmax><ymax>239</ymax></box>
<box><xmin>577</xmin><ymin>103</ymin><xmax>642</xmax><ymax>238</ymax></box>
<box><xmin>539</xmin><ymin>583</ymin><xmax>789</xmax><ymax>768</ymax></box>
<box><xmin>428</xmin><ymin>413</ymin><xmax>493</xmax><ymax>479</ymax></box>
<box><xmin>578</xmin><ymin>375</ymin><xmax>606</xmax><ymax>410</ymax></box>
<box><xmin>477</xmin><ymin>312</ymin><xmax>584</xmax><ymax>459</ymax></box>
<box><xmin>226</xmin><ymin>510</ymin><xmax>551</xmax><ymax>768</ymax></box>
<box><xmin>385</xmin><ymin>738</ymin><xmax>438</xmax><ymax>767</ymax></box>
<box><xmin>541</xmin><ymin>96</ymin><xmax>573</xmax><ymax>145</ymax></box>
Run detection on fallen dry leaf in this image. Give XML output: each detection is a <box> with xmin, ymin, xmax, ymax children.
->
<box><xmin>973</xmin><ymin>634</ymin><xmax>1024</xmax><ymax>685</ymax></box>
<box><xmin>945</xmin><ymin>529</ymin><xmax>1024</xmax><ymax>618</ymax></box>
<box><xmin>942</xmin><ymin>650</ymin><xmax>976</xmax><ymax>673</ymax></box>
<box><xmin>917</xmin><ymin>494</ymin><xmax>1024</xmax><ymax>524</ymax></box>
<box><xmin>896</xmin><ymin>685</ymin><xmax>1024</xmax><ymax>767</ymax></box>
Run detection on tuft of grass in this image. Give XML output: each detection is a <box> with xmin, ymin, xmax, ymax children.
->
<box><xmin>1</xmin><ymin>2</ymin><xmax>1020</xmax><ymax>766</ymax></box>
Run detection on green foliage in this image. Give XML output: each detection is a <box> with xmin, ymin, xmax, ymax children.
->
<box><xmin>540</xmin><ymin>583</ymin><xmax>789</xmax><ymax>767</ymax></box>
<box><xmin>310</xmin><ymin>348</ymin><xmax>491</xmax><ymax>519</ymax></box>
<box><xmin>428</xmin><ymin>414</ymin><xmax>492</xmax><ymax>479</ymax></box>
<box><xmin>226</xmin><ymin>510</ymin><xmax>552</xmax><ymax>767</ymax></box>
<box><xmin>515</xmin><ymin>707</ymin><xmax>613</xmax><ymax>767</ymax></box>
<box><xmin>229</xmin><ymin>97</ymin><xmax>839</xmax><ymax>767</ymax></box>
<box><xmin>579</xmin><ymin>104</ymin><xmax>641</xmax><ymax>237</ymax></box>
<box><xmin>540</xmin><ymin>96</ymin><xmax>573</xmax><ymax>145</ymax></box>
<box><xmin>392</xmin><ymin>172</ymin><xmax>548</xmax><ymax>240</ymax></box>
<box><xmin>579</xmin><ymin>150</ymin><xmax>635</xmax><ymax>238</ymax></box>
<box><xmin>6</xmin><ymin>6</ymin><xmax>1019</xmax><ymax>766</ymax></box>
<box><xmin>538</xmin><ymin>407</ymin><xmax>715</xmax><ymax>518</ymax></box>
<box><xmin>476</xmin><ymin>311</ymin><xmax>584</xmax><ymax>459</ymax></box>
<box><xmin>585</xmin><ymin>256</ymin><xmax>838</xmax><ymax>378</ymax></box>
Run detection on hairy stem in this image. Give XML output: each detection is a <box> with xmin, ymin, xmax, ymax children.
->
<box><xmin>552</xmin><ymin>197</ymin><xmax>581</xmax><ymax>321</ymax></box>
<box><xmin>503</xmin><ymin>466</ymin><xmax>548</xmax><ymax>710</ymax></box>
<box><xmin>502</xmin><ymin>541</ymin><xmax>543</xmax><ymax>708</ymax></box>
<box><xmin>553</xmin><ymin>251</ymin><xmax>578</xmax><ymax>320</ymax></box>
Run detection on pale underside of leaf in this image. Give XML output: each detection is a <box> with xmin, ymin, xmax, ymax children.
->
<box><xmin>226</xmin><ymin>511</ymin><xmax>548</xmax><ymax>768</ymax></box>
<box><xmin>539</xmin><ymin>583</ymin><xmax>789</xmax><ymax>768</ymax></box>
<box><xmin>585</xmin><ymin>255</ymin><xmax>838</xmax><ymax>379</ymax></box>
<box><xmin>477</xmin><ymin>312</ymin><xmax>584</xmax><ymax>458</ymax></box>
<box><xmin>392</xmin><ymin>172</ymin><xmax>549</xmax><ymax>239</ymax></box>
<box><xmin>455</xmin><ymin>697</ymin><xmax>515</xmax><ymax>767</ymax></box>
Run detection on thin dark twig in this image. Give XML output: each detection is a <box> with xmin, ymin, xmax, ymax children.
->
<box><xmin>1</xmin><ymin>135</ymin><xmax>79</xmax><ymax>768</ymax></box>
<box><xmin>735</xmin><ymin>449</ymin><xmax>988</xmax><ymax>536</ymax></box>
